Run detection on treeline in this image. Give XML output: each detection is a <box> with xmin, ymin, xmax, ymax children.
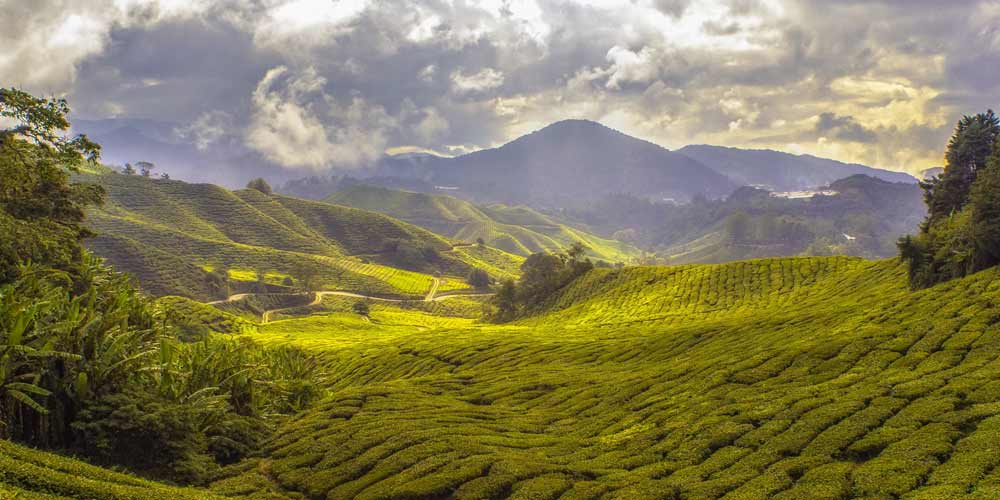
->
<box><xmin>488</xmin><ymin>243</ymin><xmax>593</xmax><ymax>322</ymax></box>
<box><xmin>899</xmin><ymin>110</ymin><xmax>1000</xmax><ymax>288</ymax></box>
<box><xmin>0</xmin><ymin>88</ymin><xmax>322</xmax><ymax>483</ymax></box>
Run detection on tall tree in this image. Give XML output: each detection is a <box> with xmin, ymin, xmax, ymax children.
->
<box><xmin>925</xmin><ymin>110</ymin><xmax>1000</xmax><ymax>222</ymax></box>
<box><xmin>969</xmin><ymin>137</ymin><xmax>1000</xmax><ymax>271</ymax></box>
<box><xmin>0</xmin><ymin>88</ymin><xmax>104</xmax><ymax>282</ymax></box>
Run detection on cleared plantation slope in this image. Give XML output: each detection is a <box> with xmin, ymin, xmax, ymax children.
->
<box><xmin>211</xmin><ymin>257</ymin><xmax>1000</xmax><ymax>499</ymax></box>
<box><xmin>82</xmin><ymin>174</ymin><xmax>519</xmax><ymax>300</ymax></box>
<box><xmin>328</xmin><ymin>185</ymin><xmax>640</xmax><ymax>263</ymax></box>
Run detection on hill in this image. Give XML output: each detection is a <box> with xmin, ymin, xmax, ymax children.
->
<box><xmin>280</xmin><ymin>121</ymin><xmax>917</xmax><ymax>211</ymax></box>
<box><xmin>569</xmin><ymin>174</ymin><xmax>925</xmax><ymax>263</ymax></box>
<box><xmin>0</xmin><ymin>439</ymin><xmax>227</xmax><ymax>499</ymax></box>
<box><xmin>81</xmin><ymin>173</ymin><xmax>523</xmax><ymax>300</ymax></box>
<box><xmin>157</xmin><ymin>255</ymin><xmax>1000</xmax><ymax>499</ymax></box>
<box><xmin>677</xmin><ymin>144</ymin><xmax>917</xmax><ymax>191</ymax></box>
<box><xmin>326</xmin><ymin>184</ymin><xmax>641</xmax><ymax>262</ymax></box>
<box><xmin>8</xmin><ymin>256</ymin><xmax>1000</xmax><ymax>498</ymax></box>
<box><xmin>366</xmin><ymin>120</ymin><xmax>737</xmax><ymax>206</ymax></box>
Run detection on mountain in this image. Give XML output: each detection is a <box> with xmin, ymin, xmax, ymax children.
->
<box><xmin>567</xmin><ymin>174</ymin><xmax>925</xmax><ymax>263</ymax></box>
<box><xmin>326</xmin><ymin>184</ymin><xmax>642</xmax><ymax>262</ymax></box>
<box><xmin>677</xmin><ymin>144</ymin><xmax>918</xmax><ymax>190</ymax></box>
<box><xmin>81</xmin><ymin>173</ymin><xmax>523</xmax><ymax>300</ymax></box>
<box><xmin>369</xmin><ymin>119</ymin><xmax>738</xmax><ymax>206</ymax></box>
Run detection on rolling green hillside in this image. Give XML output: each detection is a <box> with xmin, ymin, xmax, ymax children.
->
<box><xmin>185</xmin><ymin>256</ymin><xmax>1000</xmax><ymax>499</ymax></box>
<box><xmin>8</xmin><ymin>256</ymin><xmax>1000</xmax><ymax>498</ymax></box>
<box><xmin>327</xmin><ymin>184</ymin><xmax>640</xmax><ymax>263</ymax></box>
<box><xmin>81</xmin><ymin>174</ymin><xmax>522</xmax><ymax>300</ymax></box>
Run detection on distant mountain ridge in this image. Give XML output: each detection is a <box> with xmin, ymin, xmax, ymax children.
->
<box><xmin>368</xmin><ymin>119</ymin><xmax>737</xmax><ymax>206</ymax></box>
<box><xmin>677</xmin><ymin>144</ymin><xmax>917</xmax><ymax>191</ymax></box>
<box><xmin>285</xmin><ymin>119</ymin><xmax>917</xmax><ymax>206</ymax></box>
<box><xmin>78</xmin><ymin>116</ymin><xmax>918</xmax><ymax>205</ymax></box>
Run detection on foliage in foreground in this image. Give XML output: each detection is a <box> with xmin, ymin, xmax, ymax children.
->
<box><xmin>0</xmin><ymin>87</ymin><xmax>323</xmax><ymax>485</ymax></box>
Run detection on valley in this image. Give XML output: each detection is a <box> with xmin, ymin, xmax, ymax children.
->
<box><xmin>1</xmin><ymin>47</ymin><xmax>996</xmax><ymax>500</ymax></box>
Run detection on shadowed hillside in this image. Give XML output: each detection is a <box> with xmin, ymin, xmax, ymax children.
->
<box><xmin>327</xmin><ymin>184</ymin><xmax>641</xmax><ymax>263</ymax></box>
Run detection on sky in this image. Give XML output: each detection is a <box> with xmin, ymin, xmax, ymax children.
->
<box><xmin>2</xmin><ymin>0</ymin><xmax>999</xmax><ymax>179</ymax></box>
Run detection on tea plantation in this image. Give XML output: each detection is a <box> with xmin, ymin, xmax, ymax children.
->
<box><xmin>7</xmin><ymin>256</ymin><xmax>1000</xmax><ymax>499</ymax></box>
<box><xmin>80</xmin><ymin>174</ymin><xmax>522</xmax><ymax>300</ymax></box>
<box><xmin>206</xmin><ymin>257</ymin><xmax>1000</xmax><ymax>499</ymax></box>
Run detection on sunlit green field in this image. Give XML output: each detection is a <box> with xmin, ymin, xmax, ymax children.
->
<box><xmin>9</xmin><ymin>256</ymin><xmax>1000</xmax><ymax>499</ymax></box>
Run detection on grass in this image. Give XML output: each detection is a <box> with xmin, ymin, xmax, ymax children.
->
<box><xmin>196</xmin><ymin>256</ymin><xmax>1000</xmax><ymax>499</ymax></box>
<box><xmin>10</xmin><ymin>254</ymin><xmax>1000</xmax><ymax>499</ymax></box>
<box><xmin>328</xmin><ymin>184</ymin><xmax>640</xmax><ymax>263</ymax></box>
<box><xmin>79</xmin><ymin>174</ymin><xmax>488</xmax><ymax>300</ymax></box>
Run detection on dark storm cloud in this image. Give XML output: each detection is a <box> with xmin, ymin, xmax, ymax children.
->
<box><xmin>2</xmin><ymin>0</ymin><xmax>997</xmax><ymax>179</ymax></box>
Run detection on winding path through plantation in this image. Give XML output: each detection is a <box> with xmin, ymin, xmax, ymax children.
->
<box><xmin>208</xmin><ymin>278</ymin><xmax>494</xmax><ymax>324</ymax></box>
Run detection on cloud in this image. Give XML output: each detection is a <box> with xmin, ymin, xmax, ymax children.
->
<box><xmin>10</xmin><ymin>0</ymin><xmax>999</xmax><ymax>177</ymax></box>
<box><xmin>246</xmin><ymin>65</ymin><xmax>394</xmax><ymax>170</ymax></box>
<box><xmin>174</xmin><ymin>110</ymin><xmax>233</xmax><ymax>150</ymax></box>
<box><xmin>604</xmin><ymin>46</ymin><xmax>661</xmax><ymax>90</ymax></box>
<box><xmin>815</xmin><ymin>112</ymin><xmax>877</xmax><ymax>143</ymax></box>
<box><xmin>451</xmin><ymin>68</ymin><xmax>505</xmax><ymax>95</ymax></box>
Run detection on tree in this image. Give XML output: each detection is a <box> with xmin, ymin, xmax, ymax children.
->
<box><xmin>136</xmin><ymin>161</ymin><xmax>155</xmax><ymax>177</ymax></box>
<box><xmin>489</xmin><ymin>244</ymin><xmax>593</xmax><ymax>322</ymax></box>
<box><xmin>467</xmin><ymin>268</ymin><xmax>490</xmax><ymax>289</ymax></box>
<box><xmin>491</xmin><ymin>279</ymin><xmax>518</xmax><ymax>321</ymax></box>
<box><xmin>900</xmin><ymin>111</ymin><xmax>1000</xmax><ymax>288</ymax></box>
<box><xmin>122</xmin><ymin>163</ymin><xmax>136</xmax><ymax>175</ymax></box>
<box><xmin>0</xmin><ymin>88</ymin><xmax>104</xmax><ymax>282</ymax></box>
<box><xmin>352</xmin><ymin>301</ymin><xmax>370</xmax><ymax>316</ymax></box>
<box><xmin>291</xmin><ymin>262</ymin><xmax>321</xmax><ymax>291</ymax></box>
<box><xmin>924</xmin><ymin>110</ymin><xmax>1000</xmax><ymax>223</ymax></box>
<box><xmin>968</xmin><ymin>137</ymin><xmax>1000</xmax><ymax>271</ymax></box>
<box><xmin>247</xmin><ymin>178</ymin><xmax>272</xmax><ymax>195</ymax></box>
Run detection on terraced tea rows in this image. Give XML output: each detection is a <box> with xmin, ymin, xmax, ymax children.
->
<box><xmin>206</xmin><ymin>257</ymin><xmax>1000</xmax><ymax>499</ymax></box>
<box><xmin>0</xmin><ymin>440</ymin><xmax>226</xmax><ymax>499</ymax></box>
<box><xmin>81</xmin><ymin>174</ymin><xmax>514</xmax><ymax>300</ymax></box>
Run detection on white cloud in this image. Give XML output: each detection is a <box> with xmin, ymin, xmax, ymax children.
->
<box><xmin>174</xmin><ymin>110</ymin><xmax>233</xmax><ymax>150</ymax></box>
<box><xmin>451</xmin><ymin>68</ymin><xmax>505</xmax><ymax>95</ymax></box>
<box><xmin>245</xmin><ymin>65</ymin><xmax>395</xmax><ymax>170</ymax></box>
<box><xmin>604</xmin><ymin>46</ymin><xmax>661</xmax><ymax>90</ymax></box>
<box><xmin>253</xmin><ymin>0</ymin><xmax>369</xmax><ymax>50</ymax></box>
